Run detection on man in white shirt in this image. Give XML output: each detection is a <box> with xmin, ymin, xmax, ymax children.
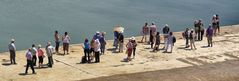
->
<box><xmin>94</xmin><ymin>39</ymin><xmax>101</xmax><ymax>63</ymax></box>
<box><xmin>31</xmin><ymin>44</ymin><xmax>38</xmax><ymax>66</ymax></box>
<box><xmin>46</xmin><ymin>42</ymin><xmax>54</xmax><ymax>67</ymax></box>
<box><xmin>8</xmin><ymin>39</ymin><xmax>16</xmax><ymax>64</ymax></box>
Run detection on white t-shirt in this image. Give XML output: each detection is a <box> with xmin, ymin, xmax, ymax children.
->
<box><xmin>63</xmin><ymin>35</ymin><xmax>70</xmax><ymax>43</ymax></box>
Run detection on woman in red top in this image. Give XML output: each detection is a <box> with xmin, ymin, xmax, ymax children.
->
<box><xmin>37</xmin><ymin>45</ymin><xmax>45</xmax><ymax>68</ymax></box>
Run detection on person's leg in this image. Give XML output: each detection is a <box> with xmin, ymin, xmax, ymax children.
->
<box><xmin>29</xmin><ymin>60</ymin><xmax>35</xmax><ymax>74</ymax></box>
<box><xmin>51</xmin><ymin>56</ymin><xmax>54</xmax><ymax>65</ymax></box>
<box><xmin>94</xmin><ymin>52</ymin><xmax>97</xmax><ymax>62</ymax></box>
<box><xmin>84</xmin><ymin>49</ymin><xmax>87</xmax><ymax>61</ymax></box>
<box><xmin>87</xmin><ymin>49</ymin><xmax>90</xmax><ymax>62</ymax></box>
<box><xmin>63</xmin><ymin>43</ymin><xmax>66</xmax><ymax>54</ymax></box>
<box><xmin>141</xmin><ymin>35</ymin><xmax>145</xmax><ymax>42</ymax></box>
<box><xmin>190</xmin><ymin>40</ymin><xmax>193</xmax><ymax>50</ymax></box>
<box><xmin>186</xmin><ymin>38</ymin><xmax>189</xmax><ymax>48</ymax></box>
<box><xmin>38</xmin><ymin>57</ymin><xmax>41</xmax><ymax>67</ymax></box>
<box><xmin>201</xmin><ymin>31</ymin><xmax>204</xmax><ymax>40</ymax></box>
<box><xmin>48</xmin><ymin>57</ymin><xmax>52</xmax><ymax>67</ymax></box>
<box><xmin>170</xmin><ymin>44</ymin><xmax>173</xmax><ymax>53</ymax></box>
<box><xmin>210</xmin><ymin>37</ymin><xmax>213</xmax><ymax>47</ymax></box>
<box><xmin>198</xmin><ymin>30</ymin><xmax>201</xmax><ymax>40</ymax></box>
<box><xmin>10</xmin><ymin>51</ymin><xmax>13</xmax><ymax>64</ymax></box>
<box><xmin>133</xmin><ymin>48</ymin><xmax>136</xmax><ymax>58</ymax></box>
<box><xmin>66</xmin><ymin>43</ymin><xmax>69</xmax><ymax>54</ymax></box>
<box><xmin>217</xmin><ymin>24</ymin><xmax>220</xmax><ymax>34</ymax></box>
<box><xmin>55</xmin><ymin>41</ymin><xmax>60</xmax><ymax>53</ymax></box>
<box><xmin>25</xmin><ymin>60</ymin><xmax>30</xmax><ymax>74</ymax></box>
<box><xmin>207</xmin><ymin>36</ymin><xmax>210</xmax><ymax>46</ymax></box>
<box><xmin>98</xmin><ymin>52</ymin><xmax>100</xmax><ymax>62</ymax></box>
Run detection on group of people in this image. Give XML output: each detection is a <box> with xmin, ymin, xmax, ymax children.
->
<box><xmin>141</xmin><ymin>23</ymin><xmax>176</xmax><ymax>53</ymax></box>
<box><xmin>82</xmin><ymin>31</ymin><xmax>106</xmax><ymax>63</ymax></box>
<box><xmin>6</xmin><ymin>14</ymin><xmax>220</xmax><ymax>74</ymax></box>
<box><xmin>183</xmin><ymin>14</ymin><xmax>220</xmax><ymax>50</ymax></box>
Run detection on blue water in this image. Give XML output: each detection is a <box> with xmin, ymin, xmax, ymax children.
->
<box><xmin>0</xmin><ymin>0</ymin><xmax>239</xmax><ymax>52</ymax></box>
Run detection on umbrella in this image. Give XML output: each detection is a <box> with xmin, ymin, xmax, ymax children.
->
<box><xmin>114</xmin><ymin>26</ymin><xmax>124</xmax><ymax>33</ymax></box>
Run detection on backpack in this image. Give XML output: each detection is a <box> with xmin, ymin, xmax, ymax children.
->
<box><xmin>173</xmin><ymin>36</ymin><xmax>176</xmax><ymax>43</ymax></box>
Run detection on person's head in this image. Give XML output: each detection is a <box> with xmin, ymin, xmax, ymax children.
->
<box><xmin>191</xmin><ymin>29</ymin><xmax>194</xmax><ymax>33</ymax></box>
<box><xmin>165</xmin><ymin>24</ymin><xmax>169</xmax><ymax>27</ymax></box>
<box><xmin>38</xmin><ymin>44</ymin><xmax>41</xmax><ymax>49</ymax></box>
<box><xmin>96</xmin><ymin>31</ymin><xmax>100</xmax><ymax>35</ymax></box>
<box><xmin>11</xmin><ymin>39</ymin><xmax>15</xmax><ymax>43</ymax></box>
<box><xmin>186</xmin><ymin>28</ymin><xmax>189</xmax><ymax>31</ymax></box>
<box><xmin>209</xmin><ymin>24</ymin><xmax>212</xmax><ymax>28</ymax></box>
<box><xmin>199</xmin><ymin>19</ymin><xmax>202</xmax><ymax>22</ymax></box>
<box><xmin>156</xmin><ymin>32</ymin><xmax>160</xmax><ymax>35</ymax></box>
<box><xmin>28</xmin><ymin>48</ymin><xmax>32</xmax><ymax>51</ymax></box>
<box><xmin>145</xmin><ymin>23</ymin><xmax>148</xmax><ymax>26</ymax></box>
<box><xmin>216</xmin><ymin>14</ymin><xmax>219</xmax><ymax>17</ymax></box>
<box><xmin>85</xmin><ymin>38</ymin><xmax>89</xmax><ymax>43</ymax></box>
<box><xmin>47</xmin><ymin>42</ymin><xmax>51</xmax><ymax>46</ymax></box>
<box><xmin>55</xmin><ymin>30</ymin><xmax>58</xmax><ymax>34</ymax></box>
<box><xmin>32</xmin><ymin>44</ymin><xmax>35</xmax><ymax>47</ymax></box>
<box><xmin>152</xmin><ymin>22</ymin><xmax>155</xmax><ymax>25</ymax></box>
<box><xmin>169</xmin><ymin>32</ymin><xmax>173</xmax><ymax>36</ymax></box>
<box><xmin>64</xmin><ymin>32</ymin><xmax>68</xmax><ymax>36</ymax></box>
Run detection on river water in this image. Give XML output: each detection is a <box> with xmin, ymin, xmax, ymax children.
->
<box><xmin>0</xmin><ymin>0</ymin><xmax>239</xmax><ymax>52</ymax></box>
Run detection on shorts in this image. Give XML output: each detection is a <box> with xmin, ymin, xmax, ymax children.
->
<box><xmin>63</xmin><ymin>43</ymin><xmax>69</xmax><ymax>51</ymax></box>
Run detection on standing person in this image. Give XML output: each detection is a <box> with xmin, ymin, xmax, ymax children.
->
<box><xmin>149</xmin><ymin>30</ymin><xmax>154</xmax><ymax>49</ymax></box>
<box><xmin>62</xmin><ymin>32</ymin><xmax>70</xmax><ymax>55</ymax></box>
<box><xmin>54</xmin><ymin>30</ymin><xmax>60</xmax><ymax>54</ymax></box>
<box><xmin>31</xmin><ymin>44</ymin><xmax>38</xmax><ymax>66</ymax></box>
<box><xmin>165</xmin><ymin>32</ymin><xmax>174</xmax><ymax>53</ymax></box>
<box><xmin>153</xmin><ymin>32</ymin><xmax>160</xmax><ymax>52</ymax></box>
<box><xmin>206</xmin><ymin>24</ymin><xmax>214</xmax><ymax>47</ymax></box>
<box><xmin>83</xmin><ymin>38</ymin><xmax>91</xmax><ymax>63</ymax></box>
<box><xmin>8</xmin><ymin>39</ymin><xmax>16</xmax><ymax>64</ymax></box>
<box><xmin>198</xmin><ymin>19</ymin><xmax>204</xmax><ymax>41</ymax></box>
<box><xmin>46</xmin><ymin>42</ymin><xmax>54</xmax><ymax>67</ymax></box>
<box><xmin>25</xmin><ymin>49</ymin><xmax>36</xmax><ymax>74</ymax></box>
<box><xmin>189</xmin><ymin>30</ymin><xmax>197</xmax><ymax>50</ymax></box>
<box><xmin>113</xmin><ymin>31</ymin><xmax>119</xmax><ymax>49</ymax></box>
<box><xmin>194</xmin><ymin>20</ymin><xmax>199</xmax><ymax>40</ymax></box>
<box><xmin>94</xmin><ymin>39</ymin><xmax>101</xmax><ymax>63</ymax></box>
<box><xmin>37</xmin><ymin>45</ymin><xmax>44</xmax><ymax>68</ymax></box>
<box><xmin>162</xmin><ymin>24</ymin><xmax>170</xmax><ymax>49</ymax></box>
<box><xmin>131</xmin><ymin>37</ymin><xmax>137</xmax><ymax>58</ymax></box>
<box><xmin>126</xmin><ymin>38</ymin><xmax>133</xmax><ymax>61</ymax></box>
<box><xmin>118</xmin><ymin>32</ymin><xmax>124</xmax><ymax>53</ymax></box>
<box><xmin>99</xmin><ymin>32</ymin><xmax>107</xmax><ymax>55</ymax></box>
<box><xmin>141</xmin><ymin>23</ymin><xmax>149</xmax><ymax>43</ymax></box>
<box><xmin>216</xmin><ymin>14</ymin><xmax>220</xmax><ymax>35</ymax></box>
<box><xmin>184</xmin><ymin>28</ymin><xmax>190</xmax><ymax>48</ymax></box>
<box><xmin>149</xmin><ymin>22</ymin><xmax>157</xmax><ymax>44</ymax></box>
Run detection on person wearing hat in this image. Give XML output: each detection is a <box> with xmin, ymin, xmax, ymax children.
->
<box><xmin>25</xmin><ymin>48</ymin><xmax>36</xmax><ymax>74</ymax></box>
<box><xmin>8</xmin><ymin>39</ymin><xmax>17</xmax><ymax>64</ymax></box>
<box><xmin>45</xmin><ymin>42</ymin><xmax>54</xmax><ymax>67</ymax></box>
<box><xmin>37</xmin><ymin>44</ymin><xmax>45</xmax><ymax>68</ymax></box>
<box><xmin>131</xmin><ymin>37</ymin><xmax>137</xmax><ymax>58</ymax></box>
<box><xmin>94</xmin><ymin>39</ymin><xmax>101</xmax><ymax>63</ymax></box>
<box><xmin>206</xmin><ymin>24</ymin><xmax>214</xmax><ymax>47</ymax></box>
